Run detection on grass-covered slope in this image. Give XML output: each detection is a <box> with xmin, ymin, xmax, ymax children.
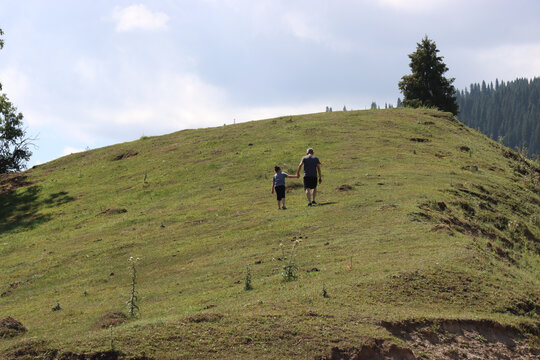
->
<box><xmin>0</xmin><ymin>108</ymin><xmax>539</xmax><ymax>359</ymax></box>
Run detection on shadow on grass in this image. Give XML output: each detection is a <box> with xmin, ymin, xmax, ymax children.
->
<box><xmin>0</xmin><ymin>175</ymin><xmax>75</xmax><ymax>232</ymax></box>
<box><xmin>315</xmin><ymin>201</ymin><xmax>337</xmax><ymax>206</ymax></box>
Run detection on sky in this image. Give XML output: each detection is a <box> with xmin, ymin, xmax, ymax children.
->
<box><xmin>1</xmin><ymin>0</ymin><xmax>540</xmax><ymax>166</ymax></box>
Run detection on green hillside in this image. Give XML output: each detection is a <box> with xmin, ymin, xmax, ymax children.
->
<box><xmin>1</xmin><ymin>108</ymin><xmax>539</xmax><ymax>359</ymax></box>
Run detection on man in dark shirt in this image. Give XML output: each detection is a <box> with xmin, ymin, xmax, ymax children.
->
<box><xmin>296</xmin><ymin>148</ymin><xmax>322</xmax><ymax>206</ymax></box>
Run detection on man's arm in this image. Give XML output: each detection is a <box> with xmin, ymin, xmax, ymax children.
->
<box><xmin>296</xmin><ymin>161</ymin><xmax>303</xmax><ymax>177</ymax></box>
<box><xmin>271</xmin><ymin>180</ymin><xmax>275</xmax><ymax>193</ymax></box>
<box><xmin>317</xmin><ymin>164</ymin><xmax>322</xmax><ymax>183</ymax></box>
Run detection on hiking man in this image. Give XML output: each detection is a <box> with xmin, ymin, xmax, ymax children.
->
<box><xmin>296</xmin><ymin>148</ymin><xmax>322</xmax><ymax>206</ymax></box>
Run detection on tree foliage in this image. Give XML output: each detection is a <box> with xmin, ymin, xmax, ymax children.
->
<box><xmin>0</xmin><ymin>28</ymin><xmax>32</xmax><ymax>173</ymax></box>
<box><xmin>399</xmin><ymin>36</ymin><xmax>459</xmax><ymax>115</ymax></box>
<box><xmin>456</xmin><ymin>77</ymin><xmax>540</xmax><ymax>156</ymax></box>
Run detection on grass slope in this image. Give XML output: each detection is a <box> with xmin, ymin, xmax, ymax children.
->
<box><xmin>0</xmin><ymin>108</ymin><xmax>539</xmax><ymax>359</ymax></box>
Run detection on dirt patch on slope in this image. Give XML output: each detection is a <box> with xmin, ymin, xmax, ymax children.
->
<box><xmin>410</xmin><ymin>138</ymin><xmax>430</xmax><ymax>143</ymax></box>
<box><xmin>1</xmin><ymin>280</ymin><xmax>31</xmax><ymax>298</ymax></box>
<box><xmin>60</xmin><ymin>351</ymin><xmax>153</xmax><ymax>359</ymax></box>
<box><xmin>0</xmin><ymin>317</ymin><xmax>26</xmax><ymax>338</ymax></box>
<box><xmin>111</xmin><ymin>150</ymin><xmax>138</xmax><ymax>161</ymax></box>
<box><xmin>93</xmin><ymin>311</ymin><xmax>128</xmax><ymax>329</ymax></box>
<box><xmin>429</xmin><ymin>223</ymin><xmax>454</xmax><ymax>235</ymax></box>
<box><xmin>381</xmin><ymin>319</ymin><xmax>539</xmax><ymax>359</ymax></box>
<box><xmin>99</xmin><ymin>208</ymin><xmax>127</xmax><ymax>215</ymax></box>
<box><xmin>3</xmin><ymin>339</ymin><xmax>154</xmax><ymax>359</ymax></box>
<box><xmin>317</xmin><ymin>317</ymin><xmax>539</xmax><ymax>359</ymax></box>
<box><xmin>0</xmin><ymin>174</ymin><xmax>35</xmax><ymax>195</ymax></box>
<box><xmin>318</xmin><ymin>339</ymin><xmax>415</xmax><ymax>359</ymax></box>
<box><xmin>500</xmin><ymin>296</ymin><xmax>540</xmax><ymax>318</ymax></box>
<box><xmin>414</xmin><ymin>182</ymin><xmax>540</xmax><ymax>262</ymax></box>
<box><xmin>316</xmin><ymin>339</ymin><xmax>416</xmax><ymax>360</ymax></box>
<box><xmin>184</xmin><ymin>312</ymin><xmax>224</xmax><ymax>323</ymax></box>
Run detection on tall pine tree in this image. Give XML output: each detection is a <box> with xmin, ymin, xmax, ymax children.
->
<box><xmin>398</xmin><ymin>36</ymin><xmax>459</xmax><ymax>115</ymax></box>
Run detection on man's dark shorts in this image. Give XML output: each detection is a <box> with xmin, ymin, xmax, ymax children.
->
<box><xmin>275</xmin><ymin>185</ymin><xmax>286</xmax><ymax>200</ymax></box>
<box><xmin>304</xmin><ymin>176</ymin><xmax>318</xmax><ymax>189</ymax></box>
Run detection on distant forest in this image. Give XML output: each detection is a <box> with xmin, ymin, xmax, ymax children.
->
<box><xmin>456</xmin><ymin>77</ymin><xmax>540</xmax><ymax>156</ymax></box>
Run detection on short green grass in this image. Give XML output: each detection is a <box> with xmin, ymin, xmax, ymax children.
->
<box><xmin>0</xmin><ymin>108</ymin><xmax>538</xmax><ymax>358</ymax></box>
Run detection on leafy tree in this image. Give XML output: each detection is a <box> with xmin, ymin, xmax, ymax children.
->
<box><xmin>398</xmin><ymin>36</ymin><xmax>459</xmax><ymax>115</ymax></box>
<box><xmin>0</xmin><ymin>28</ymin><xmax>32</xmax><ymax>173</ymax></box>
<box><xmin>0</xmin><ymin>94</ymin><xmax>32</xmax><ymax>172</ymax></box>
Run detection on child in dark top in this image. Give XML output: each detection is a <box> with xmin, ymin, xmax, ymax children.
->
<box><xmin>271</xmin><ymin>166</ymin><xmax>299</xmax><ymax>210</ymax></box>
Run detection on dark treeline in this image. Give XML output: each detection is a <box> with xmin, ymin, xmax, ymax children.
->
<box><xmin>456</xmin><ymin>77</ymin><xmax>540</xmax><ymax>156</ymax></box>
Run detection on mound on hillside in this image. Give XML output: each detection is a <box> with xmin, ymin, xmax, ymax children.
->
<box><xmin>0</xmin><ymin>109</ymin><xmax>538</xmax><ymax>359</ymax></box>
<box><xmin>0</xmin><ymin>317</ymin><xmax>26</xmax><ymax>339</ymax></box>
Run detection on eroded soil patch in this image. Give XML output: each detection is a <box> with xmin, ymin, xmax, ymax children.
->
<box><xmin>99</xmin><ymin>208</ymin><xmax>128</xmax><ymax>215</ymax></box>
<box><xmin>319</xmin><ymin>339</ymin><xmax>415</xmax><ymax>360</ymax></box>
<box><xmin>413</xmin><ymin>181</ymin><xmax>540</xmax><ymax>262</ymax></box>
<box><xmin>93</xmin><ymin>311</ymin><xmax>128</xmax><ymax>329</ymax></box>
<box><xmin>0</xmin><ymin>174</ymin><xmax>35</xmax><ymax>195</ymax></box>
<box><xmin>0</xmin><ymin>317</ymin><xmax>26</xmax><ymax>338</ymax></box>
<box><xmin>3</xmin><ymin>339</ymin><xmax>154</xmax><ymax>360</ymax></box>
<box><xmin>337</xmin><ymin>184</ymin><xmax>353</xmax><ymax>191</ymax></box>
<box><xmin>111</xmin><ymin>150</ymin><xmax>138</xmax><ymax>161</ymax></box>
<box><xmin>184</xmin><ymin>312</ymin><xmax>224</xmax><ymax>323</ymax></box>
<box><xmin>381</xmin><ymin>319</ymin><xmax>539</xmax><ymax>360</ymax></box>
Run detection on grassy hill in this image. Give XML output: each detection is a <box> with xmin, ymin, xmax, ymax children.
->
<box><xmin>0</xmin><ymin>108</ymin><xmax>539</xmax><ymax>359</ymax></box>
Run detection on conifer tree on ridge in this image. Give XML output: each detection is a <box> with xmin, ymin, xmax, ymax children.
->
<box><xmin>399</xmin><ymin>36</ymin><xmax>459</xmax><ymax>115</ymax></box>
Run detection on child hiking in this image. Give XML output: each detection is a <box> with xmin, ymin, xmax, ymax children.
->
<box><xmin>271</xmin><ymin>166</ymin><xmax>299</xmax><ymax>210</ymax></box>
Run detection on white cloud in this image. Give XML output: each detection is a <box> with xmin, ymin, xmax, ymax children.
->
<box><xmin>0</xmin><ymin>67</ymin><xmax>29</xmax><ymax>102</ymax></box>
<box><xmin>73</xmin><ymin>58</ymin><xmax>103</xmax><ymax>83</ymax></box>
<box><xmin>376</xmin><ymin>0</ymin><xmax>451</xmax><ymax>13</ymax></box>
<box><xmin>282</xmin><ymin>12</ymin><xmax>353</xmax><ymax>52</ymax></box>
<box><xmin>112</xmin><ymin>4</ymin><xmax>169</xmax><ymax>32</ymax></box>
<box><xmin>87</xmin><ymin>72</ymin><xmax>228</xmax><ymax>137</ymax></box>
<box><xmin>283</xmin><ymin>13</ymin><xmax>322</xmax><ymax>43</ymax></box>
<box><xmin>233</xmin><ymin>102</ymin><xmax>323</xmax><ymax>122</ymax></box>
<box><xmin>467</xmin><ymin>43</ymin><xmax>540</xmax><ymax>82</ymax></box>
<box><xmin>84</xmin><ymin>70</ymin><xmax>327</xmax><ymax>141</ymax></box>
<box><xmin>23</xmin><ymin>110</ymin><xmax>58</xmax><ymax>128</ymax></box>
<box><xmin>63</xmin><ymin>146</ymin><xmax>84</xmax><ymax>156</ymax></box>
